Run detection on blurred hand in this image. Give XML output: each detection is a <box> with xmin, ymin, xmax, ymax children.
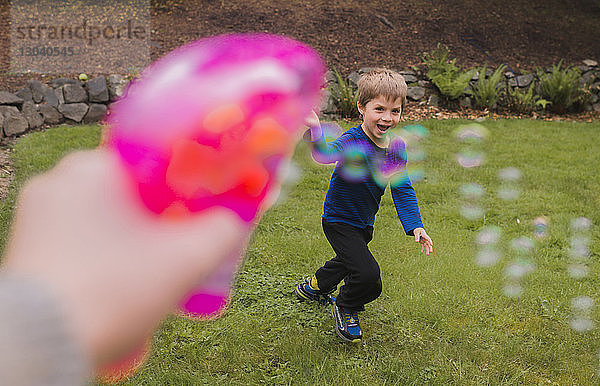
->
<box><xmin>1</xmin><ymin>149</ymin><xmax>248</xmax><ymax>368</ymax></box>
<box><xmin>304</xmin><ymin>110</ymin><xmax>322</xmax><ymax>141</ymax></box>
<box><xmin>413</xmin><ymin>227</ymin><xmax>433</xmax><ymax>255</ymax></box>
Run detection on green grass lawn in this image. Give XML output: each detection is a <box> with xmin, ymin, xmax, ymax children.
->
<box><xmin>1</xmin><ymin>119</ymin><xmax>599</xmax><ymax>385</ymax></box>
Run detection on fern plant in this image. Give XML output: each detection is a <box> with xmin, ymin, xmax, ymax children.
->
<box><xmin>537</xmin><ymin>61</ymin><xmax>581</xmax><ymax>113</ymax></box>
<box><xmin>421</xmin><ymin>43</ymin><xmax>456</xmax><ymax>79</ymax></box>
<box><xmin>506</xmin><ymin>81</ymin><xmax>550</xmax><ymax>113</ymax></box>
<box><xmin>329</xmin><ymin>68</ymin><xmax>359</xmax><ymax>118</ymax></box>
<box><xmin>430</xmin><ymin>70</ymin><xmax>476</xmax><ymax>100</ymax></box>
<box><xmin>472</xmin><ymin>64</ymin><xmax>506</xmax><ymax>109</ymax></box>
<box><xmin>423</xmin><ymin>44</ymin><xmax>475</xmax><ymax>100</ymax></box>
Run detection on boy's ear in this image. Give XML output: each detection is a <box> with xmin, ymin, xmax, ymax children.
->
<box><xmin>356</xmin><ymin>101</ymin><xmax>363</xmax><ymax>116</ymax></box>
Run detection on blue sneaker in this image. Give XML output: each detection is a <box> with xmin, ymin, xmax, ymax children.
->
<box><xmin>295</xmin><ymin>277</ymin><xmax>334</xmax><ymax>305</ymax></box>
<box><xmin>331</xmin><ymin>301</ymin><xmax>362</xmax><ymax>342</ymax></box>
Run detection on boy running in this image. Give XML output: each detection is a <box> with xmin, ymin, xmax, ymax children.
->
<box><xmin>295</xmin><ymin>68</ymin><xmax>433</xmax><ymax>342</ymax></box>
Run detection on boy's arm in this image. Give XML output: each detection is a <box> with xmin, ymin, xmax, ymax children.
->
<box><xmin>303</xmin><ymin>111</ymin><xmax>345</xmax><ymax>164</ymax></box>
<box><xmin>391</xmin><ymin>177</ymin><xmax>433</xmax><ymax>255</ymax></box>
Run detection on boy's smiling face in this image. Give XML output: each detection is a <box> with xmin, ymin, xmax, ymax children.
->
<box><xmin>357</xmin><ymin>95</ymin><xmax>403</xmax><ymax>147</ymax></box>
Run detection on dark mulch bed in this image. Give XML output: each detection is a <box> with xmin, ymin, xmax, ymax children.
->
<box><xmin>1</xmin><ymin>0</ymin><xmax>599</xmax><ymax>92</ymax></box>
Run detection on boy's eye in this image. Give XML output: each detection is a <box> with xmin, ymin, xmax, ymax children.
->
<box><xmin>392</xmin><ymin>109</ymin><xmax>401</xmax><ymax>114</ymax></box>
<box><xmin>375</xmin><ymin>107</ymin><xmax>384</xmax><ymax>111</ymax></box>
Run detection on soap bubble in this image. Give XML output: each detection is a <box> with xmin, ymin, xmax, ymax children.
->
<box><xmin>510</xmin><ymin>237</ymin><xmax>535</xmax><ymax>255</ymax></box>
<box><xmin>571</xmin><ymin>217</ymin><xmax>592</xmax><ymax>232</ymax></box>
<box><xmin>571</xmin><ymin>296</ymin><xmax>594</xmax><ymax>313</ymax></box>
<box><xmin>498</xmin><ymin>167</ymin><xmax>522</xmax><ymax>182</ymax></box>
<box><xmin>475</xmin><ymin>248</ymin><xmax>501</xmax><ymax>267</ymax></box>
<box><xmin>476</xmin><ymin>226</ymin><xmax>502</xmax><ymax>246</ymax></box>
<box><xmin>339</xmin><ymin>142</ymin><xmax>369</xmax><ymax>182</ymax></box>
<box><xmin>570</xmin><ymin>317</ymin><xmax>595</xmax><ymax>332</ymax></box>
<box><xmin>399</xmin><ymin>124</ymin><xmax>429</xmax><ymax>142</ymax></box>
<box><xmin>533</xmin><ymin>217</ymin><xmax>548</xmax><ymax>239</ymax></box>
<box><xmin>277</xmin><ymin>160</ymin><xmax>301</xmax><ymax>186</ymax></box>
<box><xmin>569</xmin><ymin>237</ymin><xmax>590</xmax><ymax>259</ymax></box>
<box><xmin>321</xmin><ymin>122</ymin><xmax>343</xmax><ymax>143</ymax></box>
<box><xmin>497</xmin><ymin>187</ymin><xmax>520</xmax><ymax>201</ymax></box>
<box><xmin>460</xmin><ymin>203</ymin><xmax>485</xmax><ymax>220</ymax></box>
<box><xmin>460</xmin><ymin>183</ymin><xmax>485</xmax><ymax>200</ymax></box>
<box><xmin>567</xmin><ymin>264</ymin><xmax>589</xmax><ymax>279</ymax></box>
<box><xmin>504</xmin><ymin>260</ymin><xmax>536</xmax><ymax>279</ymax></box>
<box><xmin>456</xmin><ymin>150</ymin><xmax>485</xmax><ymax>168</ymax></box>
<box><xmin>407</xmin><ymin>167</ymin><xmax>425</xmax><ymax>183</ymax></box>
<box><xmin>396</xmin><ymin>125</ymin><xmax>428</xmax><ymax>184</ymax></box>
<box><xmin>454</xmin><ymin>123</ymin><xmax>488</xmax><ymax>142</ymax></box>
<box><xmin>503</xmin><ymin>283</ymin><xmax>523</xmax><ymax>298</ymax></box>
<box><xmin>407</xmin><ymin>148</ymin><xmax>426</xmax><ymax>162</ymax></box>
<box><xmin>455</xmin><ymin>124</ymin><xmax>487</xmax><ymax>168</ymax></box>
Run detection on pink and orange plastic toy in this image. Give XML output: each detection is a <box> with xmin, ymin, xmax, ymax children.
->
<box><xmin>102</xmin><ymin>33</ymin><xmax>324</xmax><ymax>380</ymax></box>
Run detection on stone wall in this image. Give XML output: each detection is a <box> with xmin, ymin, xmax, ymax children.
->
<box><xmin>321</xmin><ymin>60</ymin><xmax>600</xmax><ymax>116</ymax></box>
<box><xmin>1</xmin><ymin>60</ymin><xmax>598</xmax><ymax>139</ymax></box>
<box><xmin>0</xmin><ymin>75</ymin><xmax>128</xmax><ymax>139</ymax></box>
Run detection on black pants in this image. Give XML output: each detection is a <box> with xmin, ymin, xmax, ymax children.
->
<box><xmin>315</xmin><ymin>219</ymin><xmax>382</xmax><ymax>312</ymax></box>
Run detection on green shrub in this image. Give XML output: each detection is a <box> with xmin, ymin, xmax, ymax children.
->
<box><xmin>430</xmin><ymin>68</ymin><xmax>476</xmax><ymax>100</ymax></box>
<box><xmin>421</xmin><ymin>43</ymin><xmax>456</xmax><ymax>79</ymax></box>
<box><xmin>537</xmin><ymin>61</ymin><xmax>582</xmax><ymax>113</ymax></box>
<box><xmin>329</xmin><ymin>68</ymin><xmax>359</xmax><ymax>118</ymax></box>
<box><xmin>423</xmin><ymin>44</ymin><xmax>475</xmax><ymax>100</ymax></box>
<box><xmin>573</xmin><ymin>83</ymin><xmax>594</xmax><ymax>111</ymax></box>
<box><xmin>472</xmin><ymin>64</ymin><xmax>506</xmax><ymax>110</ymax></box>
<box><xmin>506</xmin><ymin>82</ymin><xmax>551</xmax><ymax>114</ymax></box>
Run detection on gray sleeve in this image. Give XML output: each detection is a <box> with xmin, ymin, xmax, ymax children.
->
<box><xmin>0</xmin><ymin>272</ymin><xmax>90</xmax><ymax>386</ymax></box>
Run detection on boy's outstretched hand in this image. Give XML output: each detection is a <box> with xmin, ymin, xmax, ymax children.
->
<box><xmin>413</xmin><ymin>227</ymin><xmax>433</xmax><ymax>255</ymax></box>
<box><xmin>304</xmin><ymin>110</ymin><xmax>323</xmax><ymax>142</ymax></box>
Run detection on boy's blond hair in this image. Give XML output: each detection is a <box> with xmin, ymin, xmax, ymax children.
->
<box><xmin>357</xmin><ymin>68</ymin><xmax>407</xmax><ymax>113</ymax></box>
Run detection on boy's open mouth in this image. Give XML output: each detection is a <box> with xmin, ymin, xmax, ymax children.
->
<box><xmin>376</xmin><ymin>124</ymin><xmax>391</xmax><ymax>133</ymax></box>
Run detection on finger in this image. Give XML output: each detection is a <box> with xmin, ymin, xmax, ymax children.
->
<box><xmin>414</xmin><ymin>232</ymin><xmax>420</xmax><ymax>242</ymax></box>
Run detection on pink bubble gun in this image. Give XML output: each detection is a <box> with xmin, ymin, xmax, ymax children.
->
<box><xmin>106</xmin><ymin>33</ymin><xmax>325</xmax><ymax>319</ymax></box>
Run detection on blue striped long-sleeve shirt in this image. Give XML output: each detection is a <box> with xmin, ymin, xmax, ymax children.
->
<box><xmin>309</xmin><ymin>125</ymin><xmax>424</xmax><ymax>235</ymax></box>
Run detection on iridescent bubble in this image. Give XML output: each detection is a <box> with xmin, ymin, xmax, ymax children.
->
<box><xmin>571</xmin><ymin>217</ymin><xmax>592</xmax><ymax>232</ymax></box>
<box><xmin>269</xmin><ymin>161</ymin><xmax>301</xmax><ymax>207</ymax></box>
<box><xmin>374</xmin><ymin>138</ymin><xmax>409</xmax><ymax>188</ymax></box>
<box><xmin>533</xmin><ymin>216</ymin><xmax>549</xmax><ymax>239</ymax></box>
<box><xmin>457</xmin><ymin>150</ymin><xmax>485</xmax><ymax>168</ymax></box>
<box><xmin>498</xmin><ymin>167</ymin><xmax>522</xmax><ymax>182</ymax></box>
<box><xmin>497</xmin><ymin>186</ymin><xmax>520</xmax><ymax>201</ymax></box>
<box><xmin>570</xmin><ymin>316</ymin><xmax>595</xmax><ymax>332</ymax></box>
<box><xmin>571</xmin><ymin>296</ymin><xmax>594</xmax><ymax>313</ymax></box>
<box><xmin>460</xmin><ymin>183</ymin><xmax>486</xmax><ymax>200</ymax></box>
<box><xmin>399</xmin><ymin>124</ymin><xmax>429</xmax><ymax>142</ymax></box>
<box><xmin>510</xmin><ymin>237</ymin><xmax>535</xmax><ymax>254</ymax></box>
<box><xmin>503</xmin><ymin>283</ymin><xmax>523</xmax><ymax>298</ymax></box>
<box><xmin>321</xmin><ymin>122</ymin><xmax>343</xmax><ymax>143</ymax></box>
<box><xmin>277</xmin><ymin>160</ymin><xmax>301</xmax><ymax>186</ymax></box>
<box><xmin>407</xmin><ymin>167</ymin><xmax>425</xmax><ymax>182</ymax></box>
<box><xmin>504</xmin><ymin>260</ymin><xmax>536</xmax><ymax>279</ymax></box>
<box><xmin>568</xmin><ymin>264</ymin><xmax>589</xmax><ymax>279</ymax></box>
<box><xmin>407</xmin><ymin>148</ymin><xmax>426</xmax><ymax>162</ymax></box>
<box><xmin>386</xmin><ymin>172</ymin><xmax>409</xmax><ymax>188</ymax></box>
<box><xmin>454</xmin><ymin>123</ymin><xmax>489</xmax><ymax>142</ymax></box>
<box><xmin>475</xmin><ymin>248</ymin><xmax>501</xmax><ymax>267</ymax></box>
<box><xmin>476</xmin><ymin>226</ymin><xmax>502</xmax><ymax>246</ymax></box>
<box><xmin>460</xmin><ymin>203</ymin><xmax>485</xmax><ymax>220</ymax></box>
<box><xmin>339</xmin><ymin>142</ymin><xmax>369</xmax><ymax>182</ymax></box>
